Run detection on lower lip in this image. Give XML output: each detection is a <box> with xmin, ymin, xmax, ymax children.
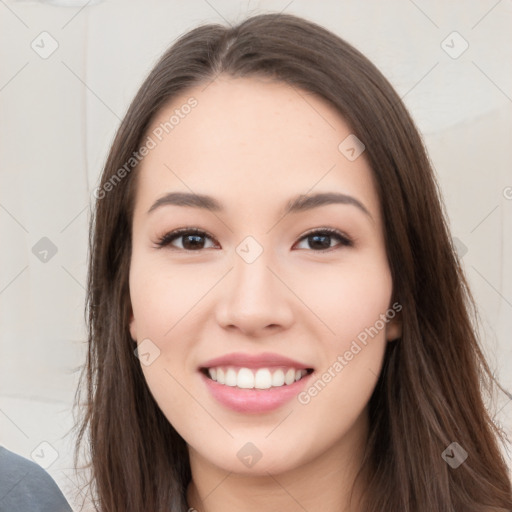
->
<box><xmin>200</xmin><ymin>371</ymin><xmax>313</xmax><ymax>413</ymax></box>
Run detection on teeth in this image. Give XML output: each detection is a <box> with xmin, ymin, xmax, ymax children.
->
<box><xmin>237</xmin><ymin>368</ymin><xmax>254</xmax><ymax>389</ymax></box>
<box><xmin>254</xmin><ymin>368</ymin><xmax>272</xmax><ymax>389</ymax></box>
<box><xmin>225</xmin><ymin>368</ymin><xmax>237</xmax><ymax>386</ymax></box>
<box><xmin>271</xmin><ymin>369</ymin><xmax>285</xmax><ymax>387</ymax></box>
<box><xmin>206</xmin><ymin>366</ymin><xmax>309</xmax><ymax>389</ymax></box>
<box><xmin>285</xmin><ymin>368</ymin><xmax>295</xmax><ymax>385</ymax></box>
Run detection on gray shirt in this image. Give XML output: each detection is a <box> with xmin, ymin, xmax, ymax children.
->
<box><xmin>0</xmin><ymin>446</ymin><xmax>72</xmax><ymax>512</ymax></box>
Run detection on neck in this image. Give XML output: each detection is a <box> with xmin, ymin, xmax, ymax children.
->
<box><xmin>186</xmin><ymin>410</ymin><xmax>369</xmax><ymax>512</ymax></box>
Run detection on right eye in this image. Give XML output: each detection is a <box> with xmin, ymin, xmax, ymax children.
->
<box><xmin>154</xmin><ymin>228</ymin><xmax>218</xmax><ymax>251</ymax></box>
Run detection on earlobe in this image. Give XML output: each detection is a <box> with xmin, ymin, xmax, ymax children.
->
<box><xmin>385</xmin><ymin>314</ymin><xmax>402</xmax><ymax>342</ymax></box>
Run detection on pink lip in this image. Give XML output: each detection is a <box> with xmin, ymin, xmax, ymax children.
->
<box><xmin>200</xmin><ymin>371</ymin><xmax>313</xmax><ymax>414</ymax></box>
<box><xmin>199</xmin><ymin>351</ymin><xmax>313</xmax><ymax>370</ymax></box>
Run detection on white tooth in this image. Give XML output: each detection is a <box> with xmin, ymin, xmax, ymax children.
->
<box><xmin>285</xmin><ymin>368</ymin><xmax>296</xmax><ymax>385</ymax></box>
<box><xmin>216</xmin><ymin>368</ymin><xmax>225</xmax><ymax>384</ymax></box>
<box><xmin>295</xmin><ymin>370</ymin><xmax>302</xmax><ymax>381</ymax></box>
<box><xmin>237</xmin><ymin>367</ymin><xmax>255</xmax><ymax>389</ymax></box>
<box><xmin>271</xmin><ymin>369</ymin><xmax>285</xmax><ymax>387</ymax></box>
<box><xmin>301</xmin><ymin>369</ymin><xmax>308</xmax><ymax>378</ymax></box>
<box><xmin>208</xmin><ymin>368</ymin><xmax>217</xmax><ymax>381</ymax></box>
<box><xmin>225</xmin><ymin>367</ymin><xmax>237</xmax><ymax>387</ymax></box>
<box><xmin>254</xmin><ymin>368</ymin><xmax>272</xmax><ymax>389</ymax></box>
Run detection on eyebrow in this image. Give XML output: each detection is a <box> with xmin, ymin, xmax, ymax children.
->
<box><xmin>147</xmin><ymin>191</ymin><xmax>373</xmax><ymax>221</ymax></box>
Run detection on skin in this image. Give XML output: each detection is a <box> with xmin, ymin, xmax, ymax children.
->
<box><xmin>128</xmin><ymin>75</ymin><xmax>402</xmax><ymax>512</ymax></box>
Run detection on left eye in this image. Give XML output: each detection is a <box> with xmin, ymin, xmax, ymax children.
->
<box><xmin>295</xmin><ymin>228</ymin><xmax>353</xmax><ymax>251</ymax></box>
<box><xmin>154</xmin><ymin>227</ymin><xmax>353</xmax><ymax>252</ymax></box>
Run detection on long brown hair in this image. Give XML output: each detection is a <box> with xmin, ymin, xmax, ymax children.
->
<box><xmin>73</xmin><ymin>12</ymin><xmax>512</xmax><ymax>512</ymax></box>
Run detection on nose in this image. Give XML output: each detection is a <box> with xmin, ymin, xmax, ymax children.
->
<box><xmin>215</xmin><ymin>247</ymin><xmax>294</xmax><ymax>337</ymax></box>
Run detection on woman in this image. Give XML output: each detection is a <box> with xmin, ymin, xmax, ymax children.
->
<box><xmin>73</xmin><ymin>12</ymin><xmax>512</xmax><ymax>512</ymax></box>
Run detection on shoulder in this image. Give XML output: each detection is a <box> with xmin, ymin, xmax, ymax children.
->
<box><xmin>0</xmin><ymin>446</ymin><xmax>72</xmax><ymax>512</ymax></box>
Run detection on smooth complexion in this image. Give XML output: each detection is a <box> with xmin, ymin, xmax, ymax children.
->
<box><xmin>128</xmin><ymin>75</ymin><xmax>402</xmax><ymax>512</ymax></box>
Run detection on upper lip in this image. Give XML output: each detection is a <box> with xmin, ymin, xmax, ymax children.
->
<box><xmin>200</xmin><ymin>352</ymin><xmax>313</xmax><ymax>370</ymax></box>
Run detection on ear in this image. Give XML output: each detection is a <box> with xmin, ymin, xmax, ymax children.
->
<box><xmin>385</xmin><ymin>308</ymin><xmax>402</xmax><ymax>342</ymax></box>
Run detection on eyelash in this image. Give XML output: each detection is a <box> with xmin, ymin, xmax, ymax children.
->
<box><xmin>154</xmin><ymin>227</ymin><xmax>354</xmax><ymax>252</ymax></box>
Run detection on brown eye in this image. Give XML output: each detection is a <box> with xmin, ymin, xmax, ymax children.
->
<box><xmin>155</xmin><ymin>228</ymin><xmax>216</xmax><ymax>251</ymax></box>
<box><xmin>295</xmin><ymin>228</ymin><xmax>353</xmax><ymax>251</ymax></box>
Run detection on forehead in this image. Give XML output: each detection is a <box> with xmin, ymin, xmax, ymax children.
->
<box><xmin>134</xmin><ymin>75</ymin><xmax>381</xmax><ymax>224</ymax></box>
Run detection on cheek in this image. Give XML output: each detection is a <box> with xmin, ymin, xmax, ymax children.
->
<box><xmin>295</xmin><ymin>261</ymin><xmax>392</xmax><ymax>419</ymax></box>
<box><xmin>129</xmin><ymin>256</ymin><xmax>207</xmax><ymax>336</ymax></box>
<box><xmin>297</xmin><ymin>259</ymin><xmax>392</xmax><ymax>396</ymax></box>
<box><xmin>130</xmin><ymin>263</ymin><xmax>203</xmax><ymax>435</ymax></box>
<box><xmin>294</xmin><ymin>257</ymin><xmax>393</xmax><ymax>344</ymax></box>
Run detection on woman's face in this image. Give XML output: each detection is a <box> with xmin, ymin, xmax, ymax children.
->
<box><xmin>128</xmin><ymin>75</ymin><xmax>401</xmax><ymax>476</ymax></box>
